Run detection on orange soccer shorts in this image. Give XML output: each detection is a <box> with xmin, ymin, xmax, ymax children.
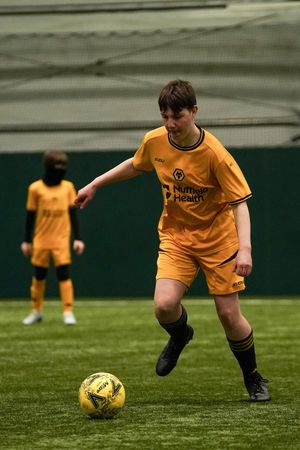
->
<box><xmin>31</xmin><ymin>246</ymin><xmax>71</xmax><ymax>268</ymax></box>
<box><xmin>156</xmin><ymin>239</ymin><xmax>245</xmax><ymax>295</ymax></box>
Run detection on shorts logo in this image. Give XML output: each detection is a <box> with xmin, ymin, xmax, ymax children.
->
<box><xmin>232</xmin><ymin>281</ymin><xmax>244</xmax><ymax>288</ymax></box>
<box><xmin>173</xmin><ymin>168</ymin><xmax>185</xmax><ymax>181</ymax></box>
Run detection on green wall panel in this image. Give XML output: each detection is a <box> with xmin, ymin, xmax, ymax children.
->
<box><xmin>1</xmin><ymin>148</ymin><xmax>299</xmax><ymax>298</ymax></box>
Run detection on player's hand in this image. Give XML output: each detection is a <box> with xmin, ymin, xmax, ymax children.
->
<box><xmin>233</xmin><ymin>247</ymin><xmax>252</xmax><ymax>277</ymax></box>
<box><xmin>74</xmin><ymin>183</ymin><xmax>97</xmax><ymax>209</ymax></box>
<box><xmin>73</xmin><ymin>240</ymin><xmax>85</xmax><ymax>255</ymax></box>
<box><xmin>20</xmin><ymin>241</ymin><xmax>32</xmax><ymax>257</ymax></box>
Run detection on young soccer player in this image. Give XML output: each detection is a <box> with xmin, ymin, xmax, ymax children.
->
<box><xmin>75</xmin><ymin>80</ymin><xmax>270</xmax><ymax>401</ymax></box>
<box><xmin>21</xmin><ymin>150</ymin><xmax>85</xmax><ymax>325</ymax></box>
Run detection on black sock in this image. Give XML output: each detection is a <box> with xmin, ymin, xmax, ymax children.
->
<box><xmin>159</xmin><ymin>306</ymin><xmax>189</xmax><ymax>344</ymax></box>
<box><xmin>227</xmin><ymin>330</ymin><xmax>257</xmax><ymax>379</ymax></box>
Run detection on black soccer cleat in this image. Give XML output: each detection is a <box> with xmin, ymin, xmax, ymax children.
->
<box><xmin>244</xmin><ymin>371</ymin><xmax>271</xmax><ymax>402</ymax></box>
<box><xmin>156</xmin><ymin>325</ymin><xmax>194</xmax><ymax>376</ymax></box>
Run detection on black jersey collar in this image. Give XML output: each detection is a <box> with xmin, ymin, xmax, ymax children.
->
<box><xmin>168</xmin><ymin>126</ymin><xmax>205</xmax><ymax>151</ymax></box>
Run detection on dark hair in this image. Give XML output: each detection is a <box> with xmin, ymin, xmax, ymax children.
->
<box><xmin>158</xmin><ymin>80</ymin><xmax>197</xmax><ymax>113</ymax></box>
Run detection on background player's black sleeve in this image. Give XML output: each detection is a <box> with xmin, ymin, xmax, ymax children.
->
<box><xmin>69</xmin><ymin>206</ymin><xmax>81</xmax><ymax>240</ymax></box>
<box><xmin>24</xmin><ymin>210</ymin><xmax>36</xmax><ymax>242</ymax></box>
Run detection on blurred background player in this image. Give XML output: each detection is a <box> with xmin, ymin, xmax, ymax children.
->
<box><xmin>21</xmin><ymin>150</ymin><xmax>85</xmax><ymax>325</ymax></box>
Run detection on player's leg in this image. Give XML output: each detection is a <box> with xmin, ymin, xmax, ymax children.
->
<box><xmin>23</xmin><ymin>248</ymin><xmax>49</xmax><ymax>325</ymax></box>
<box><xmin>31</xmin><ymin>266</ymin><xmax>47</xmax><ymax>309</ymax></box>
<box><xmin>214</xmin><ymin>292</ymin><xmax>270</xmax><ymax>401</ymax></box>
<box><xmin>155</xmin><ymin>242</ymin><xmax>197</xmax><ymax>376</ymax></box>
<box><xmin>214</xmin><ymin>291</ymin><xmax>255</xmax><ymax>374</ymax></box>
<box><xmin>214</xmin><ymin>291</ymin><xmax>251</xmax><ymax>339</ymax></box>
<box><xmin>56</xmin><ymin>264</ymin><xmax>76</xmax><ymax>325</ymax></box>
<box><xmin>154</xmin><ymin>278</ymin><xmax>186</xmax><ymax>323</ymax></box>
<box><xmin>155</xmin><ymin>278</ymin><xmax>194</xmax><ymax>376</ymax></box>
<box><xmin>201</xmin><ymin>245</ymin><xmax>270</xmax><ymax>401</ymax></box>
<box><xmin>53</xmin><ymin>247</ymin><xmax>76</xmax><ymax>325</ymax></box>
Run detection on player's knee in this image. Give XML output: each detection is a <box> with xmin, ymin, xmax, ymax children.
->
<box><xmin>34</xmin><ymin>266</ymin><xmax>48</xmax><ymax>281</ymax></box>
<box><xmin>56</xmin><ymin>264</ymin><xmax>70</xmax><ymax>281</ymax></box>
<box><xmin>216</xmin><ymin>305</ymin><xmax>239</xmax><ymax>330</ymax></box>
<box><xmin>154</xmin><ymin>295</ymin><xmax>179</xmax><ymax>323</ymax></box>
<box><xmin>155</xmin><ymin>301</ymin><xmax>173</xmax><ymax>318</ymax></box>
<box><xmin>154</xmin><ymin>280</ymin><xmax>185</xmax><ymax>322</ymax></box>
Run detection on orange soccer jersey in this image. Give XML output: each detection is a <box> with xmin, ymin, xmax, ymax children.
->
<box><xmin>26</xmin><ymin>179</ymin><xmax>77</xmax><ymax>249</ymax></box>
<box><xmin>133</xmin><ymin>126</ymin><xmax>252</xmax><ymax>255</ymax></box>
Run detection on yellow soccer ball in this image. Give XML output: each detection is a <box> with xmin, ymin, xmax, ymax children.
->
<box><xmin>78</xmin><ymin>372</ymin><xmax>125</xmax><ymax>419</ymax></box>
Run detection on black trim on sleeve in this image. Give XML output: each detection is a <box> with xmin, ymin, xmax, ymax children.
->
<box><xmin>24</xmin><ymin>210</ymin><xmax>36</xmax><ymax>242</ymax></box>
<box><xmin>69</xmin><ymin>206</ymin><xmax>81</xmax><ymax>240</ymax></box>
<box><xmin>229</xmin><ymin>194</ymin><xmax>252</xmax><ymax>205</ymax></box>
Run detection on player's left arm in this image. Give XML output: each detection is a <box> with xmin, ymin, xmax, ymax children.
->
<box><xmin>69</xmin><ymin>206</ymin><xmax>85</xmax><ymax>255</ymax></box>
<box><xmin>20</xmin><ymin>210</ymin><xmax>36</xmax><ymax>257</ymax></box>
<box><xmin>231</xmin><ymin>201</ymin><xmax>252</xmax><ymax>277</ymax></box>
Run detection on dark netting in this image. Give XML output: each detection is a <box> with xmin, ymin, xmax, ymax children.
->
<box><xmin>0</xmin><ymin>7</ymin><xmax>299</xmax><ymax>149</ymax></box>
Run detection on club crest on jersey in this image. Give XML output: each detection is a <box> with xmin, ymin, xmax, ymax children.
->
<box><xmin>173</xmin><ymin>168</ymin><xmax>185</xmax><ymax>181</ymax></box>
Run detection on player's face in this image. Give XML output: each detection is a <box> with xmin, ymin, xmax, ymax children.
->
<box><xmin>160</xmin><ymin>106</ymin><xmax>198</xmax><ymax>144</ymax></box>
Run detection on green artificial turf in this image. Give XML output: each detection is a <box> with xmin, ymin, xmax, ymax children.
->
<box><xmin>0</xmin><ymin>298</ymin><xmax>299</xmax><ymax>450</ymax></box>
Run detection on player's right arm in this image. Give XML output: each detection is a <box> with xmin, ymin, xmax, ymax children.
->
<box><xmin>75</xmin><ymin>157</ymin><xmax>142</xmax><ymax>209</ymax></box>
